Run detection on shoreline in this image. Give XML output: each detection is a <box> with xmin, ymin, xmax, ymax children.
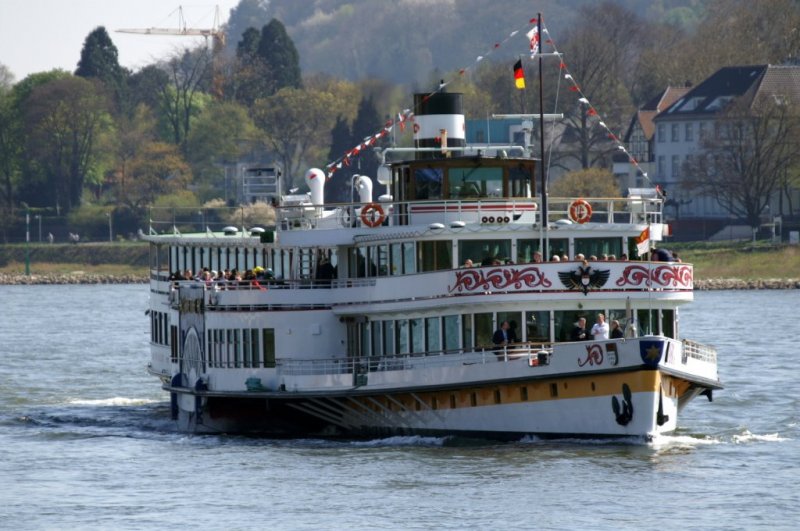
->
<box><xmin>0</xmin><ymin>272</ymin><xmax>798</xmax><ymax>290</ymax></box>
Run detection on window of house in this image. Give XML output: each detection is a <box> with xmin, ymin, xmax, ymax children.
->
<box><xmin>657</xmin><ymin>124</ymin><xmax>665</xmax><ymax>143</ymax></box>
<box><xmin>658</xmin><ymin>156</ymin><xmax>666</xmax><ymax>178</ymax></box>
<box><xmin>671</xmin><ymin>124</ymin><xmax>679</xmax><ymax>142</ymax></box>
<box><xmin>685</xmin><ymin>123</ymin><xmax>693</xmax><ymax>142</ymax></box>
<box><xmin>671</xmin><ymin>155</ymin><xmax>680</xmax><ymax>178</ymax></box>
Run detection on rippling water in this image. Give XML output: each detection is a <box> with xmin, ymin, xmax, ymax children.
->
<box><xmin>1</xmin><ymin>285</ymin><xmax>798</xmax><ymax>529</ymax></box>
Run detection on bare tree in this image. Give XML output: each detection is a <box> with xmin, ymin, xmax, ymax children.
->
<box><xmin>684</xmin><ymin>96</ymin><xmax>800</xmax><ymax>229</ymax></box>
<box><xmin>158</xmin><ymin>47</ymin><xmax>212</xmax><ymax>153</ymax></box>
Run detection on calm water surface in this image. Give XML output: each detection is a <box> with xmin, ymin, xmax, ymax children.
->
<box><xmin>0</xmin><ymin>285</ymin><xmax>798</xmax><ymax>530</ymax></box>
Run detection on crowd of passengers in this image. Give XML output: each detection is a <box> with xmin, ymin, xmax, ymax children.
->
<box><xmin>463</xmin><ymin>248</ymin><xmax>679</xmax><ymax>268</ymax></box>
<box><xmin>169</xmin><ymin>266</ymin><xmax>276</xmax><ymax>289</ymax></box>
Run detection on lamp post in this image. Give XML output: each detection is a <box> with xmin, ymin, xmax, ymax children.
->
<box><xmin>35</xmin><ymin>214</ymin><xmax>42</xmax><ymax>242</ymax></box>
<box><xmin>106</xmin><ymin>212</ymin><xmax>113</xmax><ymax>242</ymax></box>
<box><xmin>25</xmin><ymin>210</ymin><xmax>30</xmax><ymax>276</ymax></box>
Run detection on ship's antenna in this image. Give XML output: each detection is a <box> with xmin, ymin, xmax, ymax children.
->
<box><xmin>537</xmin><ymin>13</ymin><xmax>548</xmax><ymax>259</ymax></box>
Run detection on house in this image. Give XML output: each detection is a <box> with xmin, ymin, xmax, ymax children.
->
<box><xmin>614</xmin><ymin>86</ymin><xmax>690</xmax><ymax>191</ymax></box>
<box><xmin>650</xmin><ymin>64</ymin><xmax>800</xmax><ymax>239</ymax></box>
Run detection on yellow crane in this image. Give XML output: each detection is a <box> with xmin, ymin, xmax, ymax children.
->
<box><xmin>117</xmin><ymin>5</ymin><xmax>226</xmax><ymax>99</ymax></box>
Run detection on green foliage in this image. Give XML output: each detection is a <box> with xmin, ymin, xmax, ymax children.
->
<box><xmin>258</xmin><ymin>19</ymin><xmax>302</xmax><ymax>94</ymax></box>
<box><xmin>550</xmin><ymin>168</ymin><xmax>622</xmax><ymax>197</ymax></box>
<box><xmin>225</xmin><ymin>0</ymin><xmax>271</xmax><ymax>56</ymax></box>
<box><xmin>75</xmin><ymin>26</ymin><xmax>127</xmax><ymax>109</ymax></box>
<box><xmin>66</xmin><ymin>203</ymin><xmax>112</xmax><ymax>240</ymax></box>
<box><xmin>152</xmin><ymin>190</ymin><xmax>201</xmax><ymax>209</ymax></box>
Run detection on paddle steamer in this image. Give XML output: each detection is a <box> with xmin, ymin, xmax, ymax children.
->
<box><xmin>143</xmin><ymin>90</ymin><xmax>720</xmax><ymax>439</ymax></box>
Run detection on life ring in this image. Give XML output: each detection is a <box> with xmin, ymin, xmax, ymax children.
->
<box><xmin>360</xmin><ymin>203</ymin><xmax>385</xmax><ymax>228</ymax></box>
<box><xmin>568</xmin><ymin>198</ymin><xmax>593</xmax><ymax>224</ymax></box>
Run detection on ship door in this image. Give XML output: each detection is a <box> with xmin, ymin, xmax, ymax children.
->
<box><xmin>345</xmin><ymin>317</ymin><xmax>368</xmax><ymax>386</ymax></box>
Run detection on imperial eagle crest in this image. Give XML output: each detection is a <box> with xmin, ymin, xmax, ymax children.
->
<box><xmin>558</xmin><ymin>265</ymin><xmax>610</xmax><ymax>295</ymax></box>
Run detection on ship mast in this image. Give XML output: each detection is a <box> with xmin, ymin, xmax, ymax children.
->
<box><xmin>537</xmin><ymin>13</ymin><xmax>549</xmax><ymax>260</ymax></box>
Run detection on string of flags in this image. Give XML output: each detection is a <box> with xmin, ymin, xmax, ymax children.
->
<box><xmin>325</xmin><ymin>15</ymin><xmax>652</xmax><ymax>186</ymax></box>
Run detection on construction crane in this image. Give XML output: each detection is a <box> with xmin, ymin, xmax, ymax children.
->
<box><xmin>117</xmin><ymin>5</ymin><xmax>226</xmax><ymax>99</ymax></box>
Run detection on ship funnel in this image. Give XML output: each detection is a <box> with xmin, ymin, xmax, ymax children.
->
<box><xmin>304</xmin><ymin>168</ymin><xmax>326</xmax><ymax>205</ymax></box>
<box><xmin>354</xmin><ymin>174</ymin><xmax>373</xmax><ymax>203</ymax></box>
<box><xmin>413</xmin><ymin>89</ymin><xmax>465</xmax><ymax>160</ymax></box>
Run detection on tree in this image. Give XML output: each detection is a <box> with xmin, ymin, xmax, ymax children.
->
<box><xmin>257</xmin><ymin>19</ymin><xmax>302</xmax><ymax>95</ymax></box>
<box><xmin>124</xmin><ymin>141</ymin><xmax>192</xmax><ymax>211</ymax></box>
<box><xmin>349</xmin><ymin>95</ymin><xmax>383</xmax><ymax>176</ymax></box>
<box><xmin>253</xmin><ymin>87</ymin><xmax>338</xmax><ymax>190</ymax></box>
<box><xmin>224</xmin><ymin>0</ymin><xmax>271</xmax><ymax>57</ymax></box>
<box><xmin>159</xmin><ymin>47</ymin><xmax>213</xmax><ymax>152</ymax></box>
<box><xmin>325</xmin><ymin>115</ymin><xmax>353</xmax><ymax>203</ymax></box>
<box><xmin>551</xmin><ymin>2</ymin><xmax>640</xmax><ymax>171</ymax></box>
<box><xmin>23</xmin><ymin>76</ymin><xmax>112</xmax><ymax>211</ymax></box>
<box><xmin>550</xmin><ymin>168</ymin><xmax>621</xmax><ymax>198</ymax></box>
<box><xmin>186</xmin><ymin>100</ymin><xmax>262</xmax><ymax>198</ymax></box>
<box><xmin>231</xmin><ymin>27</ymin><xmax>272</xmax><ymax>106</ymax></box>
<box><xmin>0</xmin><ymin>62</ymin><xmax>14</xmax><ymax>92</ymax></box>
<box><xmin>683</xmin><ymin>96</ymin><xmax>800</xmax><ymax>229</ymax></box>
<box><xmin>108</xmin><ymin>103</ymin><xmax>158</xmax><ymax>208</ymax></box>
<box><xmin>75</xmin><ymin>26</ymin><xmax>127</xmax><ymax>108</ymax></box>
<box><xmin>0</xmin><ymin>91</ymin><xmax>21</xmax><ymax>238</ymax></box>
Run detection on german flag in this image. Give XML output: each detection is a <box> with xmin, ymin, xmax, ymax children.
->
<box><xmin>513</xmin><ymin>59</ymin><xmax>525</xmax><ymax>90</ymax></box>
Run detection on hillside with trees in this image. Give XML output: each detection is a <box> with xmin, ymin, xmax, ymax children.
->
<box><xmin>1</xmin><ymin>0</ymin><xmax>799</xmax><ymax>243</ymax></box>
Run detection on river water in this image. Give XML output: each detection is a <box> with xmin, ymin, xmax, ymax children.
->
<box><xmin>0</xmin><ymin>285</ymin><xmax>797</xmax><ymax>530</ymax></box>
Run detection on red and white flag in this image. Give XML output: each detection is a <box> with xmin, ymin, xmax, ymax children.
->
<box><xmin>635</xmin><ymin>227</ymin><xmax>650</xmax><ymax>256</ymax></box>
<box><xmin>526</xmin><ymin>26</ymin><xmax>539</xmax><ymax>55</ymax></box>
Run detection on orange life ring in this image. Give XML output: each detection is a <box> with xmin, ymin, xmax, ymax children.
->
<box><xmin>360</xmin><ymin>203</ymin><xmax>385</xmax><ymax>228</ymax></box>
<box><xmin>568</xmin><ymin>198</ymin><xmax>593</xmax><ymax>224</ymax></box>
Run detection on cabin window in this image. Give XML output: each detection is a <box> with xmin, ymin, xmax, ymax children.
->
<box><xmin>417</xmin><ymin>240</ymin><xmax>451</xmax><ymax>272</ymax></box>
<box><xmin>403</xmin><ymin>242</ymin><xmax>416</xmax><ymax>274</ymax></box>
<box><xmin>262</xmin><ymin>329</ymin><xmax>275</xmax><ymax>368</ymax></box>
<box><xmin>459</xmin><ymin>239</ymin><xmax>511</xmax><ymax>266</ymax></box>
<box><xmin>413</xmin><ymin>168</ymin><xmax>443</xmax><ymax>200</ymax></box>
<box><xmin>554</xmin><ymin>310</ymin><xmax>596</xmax><ymax>342</ymax></box>
<box><xmin>383</xmin><ymin>321</ymin><xmax>396</xmax><ymax>356</ymax></box>
<box><xmin>448</xmin><ymin>166</ymin><xmax>503</xmax><ymax>198</ymax></box>
<box><xmin>426</xmin><ymin>317</ymin><xmax>441</xmax><ymax>353</ymax></box>
<box><xmin>461</xmin><ymin>314</ymin><xmax>473</xmax><ymax>351</ymax></box>
<box><xmin>574</xmin><ymin>237</ymin><xmax>623</xmax><ymax>259</ymax></box>
<box><xmin>517</xmin><ymin>238</ymin><xmax>568</xmax><ymax>263</ymax></box>
<box><xmin>410</xmin><ymin>318</ymin><xmax>425</xmax><ymax>353</ymax></box>
<box><xmin>526</xmin><ymin>310</ymin><xmax>550</xmax><ymax>343</ymax></box>
<box><xmin>443</xmin><ymin>315</ymin><xmax>460</xmax><ymax>352</ymax></box>
<box><xmin>637</xmin><ymin>309</ymin><xmax>658</xmax><ymax>336</ymax></box>
<box><xmin>497</xmin><ymin>311</ymin><xmax>522</xmax><ymax>342</ymax></box>
<box><xmin>375</xmin><ymin>244</ymin><xmax>389</xmax><ymax>276</ymax></box>
<box><xmin>474</xmin><ymin>313</ymin><xmax>494</xmax><ymax>348</ymax></box>
<box><xmin>396</xmin><ymin>320</ymin><xmax>409</xmax><ymax>354</ymax></box>
<box><xmin>508</xmin><ymin>165</ymin><xmax>533</xmax><ymax>197</ymax></box>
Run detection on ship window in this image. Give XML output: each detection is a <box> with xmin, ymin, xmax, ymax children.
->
<box><xmin>497</xmin><ymin>311</ymin><xmax>522</xmax><ymax>342</ymax></box>
<box><xmin>417</xmin><ymin>240</ymin><xmax>451</xmax><ymax>272</ymax></box>
<box><xmin>409</xmin><ymin>319</ymin><xmax>425</xmax><ymax>352</ymax></box>
<box><xmin>403</xmin><ymin>242</ymin><xmax>416</xmax><ymax>274</ymax></box>
<box><xmin>508</xmin><ymin>165</ymin><xmax>533</xmax><ymax>198</ymax></box>
<box><xmin>470</xmin><ymin>392</ymin><xmax>477</xmax><ymax>407</ymax></box>
<box><xmin>396</xmin><ymin>320</ymin><xmax>409</xmax><ymax>354</ymax></box>
<box><xmin>171</xmin><ymin>326</ymin><xmax>178</xmax><ymax>363</ymax></box>
<box><xmin>262</xmin><ymin>329</ymin><xmax>275</xmax><ymax>368</ymax></box>
<box><xmin>443</xmin><ymin>315</ymin><xmax>460</xmax><ymax>352</ymax></box>
<box><xmin>550</xmin><ymin>383</ymin><xmax>558</xmax><ymax>397</ymax></box>
<box><xmin>494</xmin><ymin>389</ymin><xmax>502</xmax><ymax>404</ymax></box>
<box><xmin>459</xmin><ymin>239</ymin><xmax>510</xmax><ymax>266</ymax></box>
<box><xmin>426</xmin><ymin>317</ymin><xmax>441</xmax><ymax>353</ymax></box>
<box><xmin>390</xmin><ymin>243</ymin><xmax>403</xmax><ymax>275</ymax></box>
<box><xmin>243</xmin><ymin>329</ymin><xmax>252</xmax><ymax>368</ymax></box>
<box><xmin>448</xmin><ymin>166</ymin><xmax>503</xmax><ymax>198</ymax></box>
<box><xmin>474</xmin><ymin>313</ymin><xmax>493</xmax><ymax>348</ymax></box>
<box><xmin>383</xmin><ymin>321</ymin><xmax>395</xmax><ymax>356</ymax></box>
<box><xmin>574</xmin><ymin>237</ymin><xmax>622</xmax><ymax>259</ymax></box>
<box><xmin>517</xmin><ymin>239</ymin><xmax>567</xmax><ymax>263</ymax></box>
<box><xmin>431</xmin><ymin>396</ymin><xmax>438</xmax><ymax>410</ymax></box>
<box><xmin>554</xmin><ymin>310</ymin><xmax>597</xmax><ymax>342</ymax></box>
<box><xmin>375</xmin><ymin>244</ymin><xmax>389</xmax><ymax>276</ymax></box>
<box><xmin>371</xmin><ymin>321</ymin><xmax>383</xmax><ymax>357</ymax></box>
<box><xmin>462</xmin><ymin>314</ymin><xmax>473</xmax><ymax>350</ymax></box>
<box><xmin>450</xmin><ymin>394</ymin><xmax>456</xmax><ymax>408</ymax></box>
<box><xmin>234</xmin><ymin>329</ymin><xmax>242</xmax><ymax>368</ymax></box>
<box><xmin>526</xmin><ymin>310</ymin><xmax>550</xmax><ymax>344</ymax></box>
<box><xmin>413</xmin><ymin>168</ymin><xmax>443</xmax><ymax>200</ymax></box>
<box><xmin>520</xmin><ymin>387</ymin><xmax>528</xmax><ymax>401</ymax></box>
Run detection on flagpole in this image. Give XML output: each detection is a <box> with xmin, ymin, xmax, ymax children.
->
<box><xmin>537</xmin><ymin>13</ymin><xmax>548</xmax><ymax>260</ymax></box>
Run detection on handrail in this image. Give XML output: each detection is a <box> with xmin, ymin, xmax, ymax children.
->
<box><xmin>682</xmin><ymin>339</ymin><xmax>717</xmax><ymax>364</ymax></box>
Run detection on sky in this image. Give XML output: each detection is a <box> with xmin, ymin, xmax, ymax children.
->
<box><xmin>0</xmin><ymin>0</ymin><xmax>241</xmax><ymax>82</ymax></box>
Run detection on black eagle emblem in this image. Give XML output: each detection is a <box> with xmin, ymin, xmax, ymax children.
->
<box><xmin>558</xmin><ymin>265</ymin><xmax>610</xmax><ymax>295</ymax></box>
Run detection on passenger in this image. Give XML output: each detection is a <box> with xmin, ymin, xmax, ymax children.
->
<box><xmin>551</xmin><ymin>255</ymin><xmax>561</xmax><ymax>262</ymax></box>
<box><xmin>608</xmin><ymin>255</ymin><xmax>616</xmax><ymax>261</ymax></box>
<box><xmin>571</xmin><ymin>317</ymin><xmax>589</xmax><ymax>341</ymax></box>
<box><xmin>481</xmin><ymin>256</ymin><xmax>494</xmax><ymax>266</ymax></box>
<box><xmin>504</xmin><ymin>258</ymin><xmax>515</xmax><ymax>265</ymax></box>
<box><xmin>610</xmin><ymin>319</ymin><xmax>624</xmax><ymax>339</ymax></box>
<box><xmin>601</xmin><ymin>254</ymin><xmax>609</xmax><ymax>261</ymax></box>
<box><xmin>493</xmin><ymin>321</ymin><xmax>518</xmax><ymax>358</ymax></box>
<box><xmin>620</xmin><ymin>253</ymin><xmax>629</xmax><ymax>261</ymax></box>
<box><xmin>589</xmin><ymin>255</ymin><xmax>597</xmax><ymax>261</ymax></box>
<box><xmin>492</xmin><ymin>258</ymin><xmax>502</xmax><ymax>266</ymax></box>
<box><xmin>561</xmin><ymin>253</ymin><xmax>569</xmax><ymax>261</ymax></box>
<box><xmin>575</xmin><ymin>253</ymin><xmax>585</xmax><ymax>261</ymax></box>
<box><xmin>672</xmin><ymin>252</ymin><xmax>682</xmax><ymax>263</ymax></box>
<box><xmin>652</xmin><ymin>248</ymin><xmax>675</xmax><ymax>262</ymax></box>
<box><xmin>316</xmin><ymin>259</ymin><xmax>337</xmax><ymax>281</ymax></box>
<box><xmin>531</xmin><ymin>251</ymin><xmax>543</xmax><ymax>263</ymax></box>
<box><xmin>462</xmin><ymin>259</ymin><xmax>474</xmax><ymax>268</ymax></box>
<box><xmin>591</xmin><ymin>313</ymin><xmax>609</xmax><ymax>340</ymax></box>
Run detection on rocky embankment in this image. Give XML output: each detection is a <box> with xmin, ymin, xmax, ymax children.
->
<box><xmin>0</xmin><ymin>272</ymin><xmax>148</xmax><ymax>285</ymax></box>
<box><xmin>0</xmin><ymin>272</ymin><xmax>797</xmax><ymax>289</ymax></box>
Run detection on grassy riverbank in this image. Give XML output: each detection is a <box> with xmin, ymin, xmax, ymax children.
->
<box><xmin>0</xmin><ymin>241</ymin><xmax>798</xmax><ymax>281</ymax></box>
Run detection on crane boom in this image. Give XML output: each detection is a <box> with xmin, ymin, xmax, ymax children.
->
<box><xmin>117</xmin><ymin>28</ymin><xmax>217</xmax><ymax>37</ymax></box>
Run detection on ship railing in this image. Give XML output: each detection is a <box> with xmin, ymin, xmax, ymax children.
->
<box><xmin>276</xmin><ymin>343</ymin><xmax>554</xmax><ymax>376</ymax></box>
<box><xmin>273</xmin><ymin>196</ymin><xmax>663</xmax><ymax>231</ymax></box>
<box><xmin>682</xmin><ymin>339</ymin><xmax>717</xmax><ymax>364</ymax></box>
